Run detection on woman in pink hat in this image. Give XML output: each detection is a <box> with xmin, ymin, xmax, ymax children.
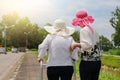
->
<box><xmin>71</xmin><ymin>10</ymin><xmax>101</xmax><ymax>80</ymax></box>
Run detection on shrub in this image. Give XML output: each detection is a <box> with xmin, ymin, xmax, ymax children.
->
<box><xmin>99</xmin><ymin>70</ymin><xmax>120</xmax><ymax>80</ymax></box>
<box><xmin>107</xmin><ymin>48</ymin><xmax>120</xmax><ymax>55</ymax></box>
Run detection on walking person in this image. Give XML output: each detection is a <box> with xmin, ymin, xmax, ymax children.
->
<box><xmin>37</xmin><ymin>19</ymin><xmax>78</xmax><ymax>80</ymax></box>
<box><xmin>71</xmin><ymin>10</ymin><xmax>101</xmax><ymax>80</ymax></box>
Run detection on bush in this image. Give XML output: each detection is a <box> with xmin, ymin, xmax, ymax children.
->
<box><xmin>99</xmin><ymin>70</ymin><xmax>120</xmax><ymax>80</ymax></box>
<box><xmin>101</xmin><ymin>55</ymin><xmax>120</xmax><ymax>68</ymax></box>
<box><xmin>109</xmin><ymin>48</ymin><xmax>120</xmax><ymax>55</ymax></box>
<box><xmin>30</xmin><ymin>48</ymin><xmax>37</xmax><ymax>51</ymax></box>
<box><xmin>103</xmin><ymin>48</ymin><xmax>120</xmax><ymax>55</ymax></box>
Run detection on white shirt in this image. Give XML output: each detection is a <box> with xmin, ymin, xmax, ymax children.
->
<box><xmin>38</xmin><ymin>34</ymin><xmax>78</xmax><ymax>67</ymax></box>
<box><xmin>80</xmin><ymin>26</ymin><xmax>99</xmax><ymax>52</ymax></box>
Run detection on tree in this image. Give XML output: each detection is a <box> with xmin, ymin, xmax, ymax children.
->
<box><xmin>99</xmin><ymin>35</ymin><xmax>113</xmax><ymax>51</ymax></box>
<box><xmin>1</xmin><ymin>12</ymin><xmax>19</xmax><ymax>26</ymax></box>
<box><xmin>0</xmin><ymin>23</ymin><xmax>4</xmax><ymax>44</ymax></box>
<box><xmin>45</xmin><ymin>23</ymin><xmax>52</xmax><ymax>26</ymax></box>
<box><xmin>110</xmin><ymin>7</ymin><xmax>120</xmax><ymax>47</ymax></box>
<box><xmin>72</xmin><ymin>31</ymin><xmax>79</xmax><ymax>42</ymax></box>
<box><xmin>0</xmin><ymin>12</ymin><xmax>19</xmax><ymax>47</ymax></box>
<box><xmin>0</xmin><ymin>12</ymin><xmax>81</xmax><ymax>49</ymax></box>
<box><xmin>6</xmin><ymin>17</ymin><xmax>41</xmax><ymax>48</ymax></box>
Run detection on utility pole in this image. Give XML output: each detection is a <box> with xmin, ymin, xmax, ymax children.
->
<box><xmin>24</xmin><ymin>32</ymin><xmax>30</xmax><ymax>49</ymax></box>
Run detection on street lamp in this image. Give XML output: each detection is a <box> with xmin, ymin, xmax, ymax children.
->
<box><xmin>24</xmin><ymin>32</ymin><xmax>30</xmax><ymax>49</ymax></box>
<box><xmin>2</xmin><ymin>25</ymin><xmax>7</xmax><ymax>52</ymax></box>
<box><xmin>2</xmin><ymin>25</ymin><xmax>15</xmax><ymax>52</ymax></box>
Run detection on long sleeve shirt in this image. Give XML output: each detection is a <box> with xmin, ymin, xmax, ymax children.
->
<box><xmin>38</xmin><ymin>34</ymin><xmax>78</xmax><ymax>67</ymax></box>
<box><xmin>80</xmin><ymin>27</ymin><xmax>99</xmax><ymax>52</ymax></box>
<box><xmin>80</xmin><ymin>27</ymin><xmax>101</xmax><ymax>61</ymax></box>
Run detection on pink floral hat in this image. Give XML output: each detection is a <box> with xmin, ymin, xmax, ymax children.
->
<box><xmin>72</xmin><ymin>10</ymin><xmax>94</xmax><ymax>33</ymax></box>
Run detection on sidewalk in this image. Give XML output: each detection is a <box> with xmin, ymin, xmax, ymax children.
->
<box><xmin>14</xmin><ymin>52</ymin><xmax>47</xmax><ymax>80</ymax></box>
<box><xmin>0</xmin><ymin>52</ymin><xmax>77</xmax><ymax>80</ymax></box>
<box><xmin>0</xmin><ymin>52</ymin><xmax>24</xmax><ymax>80</ymax></box>
<box><xmin>14</xmin><ymin>52</ymin><xmax>79</xmax><ymax>80</ymax></box>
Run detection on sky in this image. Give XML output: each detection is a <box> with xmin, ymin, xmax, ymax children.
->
<box><xmin>0</xmin><ymin>0</ymin><xmax>120</xmax><ymax>41</ymax></box>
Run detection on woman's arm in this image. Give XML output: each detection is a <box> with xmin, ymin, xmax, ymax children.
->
<box><xmin>70</xmin><ymin>37</ymin><xmax>80</xmax><ymax>60</ymax></box>
<box><xmin>37</xmin><ymin>34</ymin><xmax>50</xmax><ymax>62</ymax></box>
<box><xmin>80</xmin><ymin>28</ymin><xmax>93</xmax><ymax>51</ymax></box>
<box><xmin>71</xmin><ymin>42</ymin><xmax>81</xmax><ymax>50</ymax></box>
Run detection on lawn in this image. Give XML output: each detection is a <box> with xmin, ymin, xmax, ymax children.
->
<box><xmin>74</xmin><ymin>56</ymin><xmax>120</xmax><ymax>80</ymax></box>
<box><xmin>32</xmin><ymin>50</ymin><xmax>120</xmax><ymax>80</ymax></box>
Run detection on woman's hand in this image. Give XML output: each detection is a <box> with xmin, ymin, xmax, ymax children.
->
<box><xmin>70</xmin><ymin>42</ymin><xmax>81</xmax><ymax>51</ymax></box>
<box><xmin>37</xmin><ymin>57</ymin><xmax>43</xmax><ymax>63</ymax></box>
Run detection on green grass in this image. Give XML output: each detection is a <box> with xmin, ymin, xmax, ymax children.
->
<box><xmin>101</xmin><ymin>54</ymin><xmax>120</xmax><ymax>68</ymax></box>
<box><xmin>74</xmin><ymin>59</ymin><xmax>80</xmax><ymax>76</ymax></box>
<box><xmin>31</xmin><ymin>49</ymin><xmax>120</xmax><ymax>68</ymax></box>
<box><xmin>99</xmin><ymin>70</ymin><xmax>120</xmax><ymax>80</ymax></box>
<box><xmin>75</xmin><ymin>59</ymin><xmax>120</xmax><ymax>80</ymax></box>
<box><xmin>103</xmin><ymin>48</ymin><xmax>120</xmax><ymax>55</ymax></box>
<box><xmin>31</xmin><ymin>50</ymin><xmax>120</xmax><ymax>79</ymax></box>
<box><xmin>31</xmin><ymin>51</ymin><xmax>48</xmax><ymax>60</ymax></box>
<box><xmin>74</xmin><ymin>54</ymin><xmax>120</xmax><ymax>79</ymax></box>
<box><xmin>32</xmin><ymin>51</ymin><xmax>38</xmax><ymax>57</ymax></box>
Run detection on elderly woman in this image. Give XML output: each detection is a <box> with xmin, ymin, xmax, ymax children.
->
<box><xmin>37</xmin><ymin>19</ymin><xmax>78</xmax><ymax>80</ymax></box>
<box><xmin>71</xmin><ymin>10</ymin><xmax>101</xmax><ymax>80</ymax></box>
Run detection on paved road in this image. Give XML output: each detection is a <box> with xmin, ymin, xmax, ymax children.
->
<box><xmin>0</xmin><ymin>52</ymin><xmax>24</xmax><ymax>80</ymax></box>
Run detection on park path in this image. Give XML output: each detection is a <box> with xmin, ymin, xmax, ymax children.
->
<box><xmin>0</xmin><ymin>51</ymin><xmax>79</xmax><ymax>80</ymax></box>
<box><xmin>14</xmin><ymin>52</ymin><xmax>47</xmax><ymax>80</ymax></box>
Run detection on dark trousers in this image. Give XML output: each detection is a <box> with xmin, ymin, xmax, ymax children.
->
<box><xmin>79</xmin><ymin>61</ymin><xmax>101</xmax><ymax>80</ymax></box>
<box><xmin>47</xmin><ymin>66</ymin><xmax>73</xmax><ymax>80</ymax></box>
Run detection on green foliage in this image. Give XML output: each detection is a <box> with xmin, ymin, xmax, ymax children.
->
<box><xmin>74</xmin><ymin>59</ymin><xmax>80</xmax><ymax>76</ymax></box>
<box><xmin>32</xmin><ymin>51</ymin><xmax>39</xmax><ymax>57</ymax></box>
<box><xmin>38</xmin><ymin>28</ymin><xmax>48</xmax><ymax>43</ymax></box>
<box><xmin>72</xmin><ymin>31</ymin><xmax>79</xmax><ymax>42</ymax></box>
<box><xmin>1</xmin><ymin>12</ymin><xmax>19</xmax><ymax>26</ymax></box>
<box><xmin>74</xmin><ymin>54</ymin><xmax>120</xmax><ymax>79</ymax></box>
<box><xmin>110</xmin><ymin>7</ymin><xmax>120</xmax><ymax>47</ymax></box>
<box><xmin>104</xmin><ymin>48</ymin><xmax>120</xmax><ymax>56</ymax></box>
<box><xmin>99</xmin><ymin>70</ymin><xmax>120</xmax><ymax>80</ymax></box>
<box><xmin>0</xmin><ymin>12</ymin><xmax>47</xmax><ymax>48</ymax></box>
<box><xmin>99</xmin><ymin>35</ymin><xmax>113</xmax><ymax>51</ymax></box>
<box><xmin>6</xmin><ymin>47</ymin><xmax>11</xmax><ymax>51</ymax></box>
<box><xmin>6</xmin><ymin>17</ymin><xmax>32</xmax><ymax>47</ymax></box>
<box><xmin>30</xmin><ymin>48</ymin><xmax>38</xmax><ymax>51</ymax></box>
<box><xmin>101</xmin><ymin>54</ymin><xmax>120</xmax><ymax>68</ymax></box>
<box><xmin>45</xmin><ymin>23</ymin><xmax>52</xmax><ymax>26</ymax></box>
<box><xmin>30</xmin><ymin>50</ymin><xmax>120</xmax><ymax>80</ymax></box>
<box><xmin>32</xmin><ymin>51</ymin><xmax>48</xmax><ymax>60</ymax></box>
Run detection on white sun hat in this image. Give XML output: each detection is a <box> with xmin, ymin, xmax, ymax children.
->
<box><xmin>44</xmin><ymin>19</ymin><xmax>75</xmax><ymax>36</ymax></box>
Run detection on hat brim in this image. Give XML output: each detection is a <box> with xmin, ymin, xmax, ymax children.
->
<box><xmin>44</xmin><ymin>26</ymin><xmax>75</xmax><ymax>36</ymax></box>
